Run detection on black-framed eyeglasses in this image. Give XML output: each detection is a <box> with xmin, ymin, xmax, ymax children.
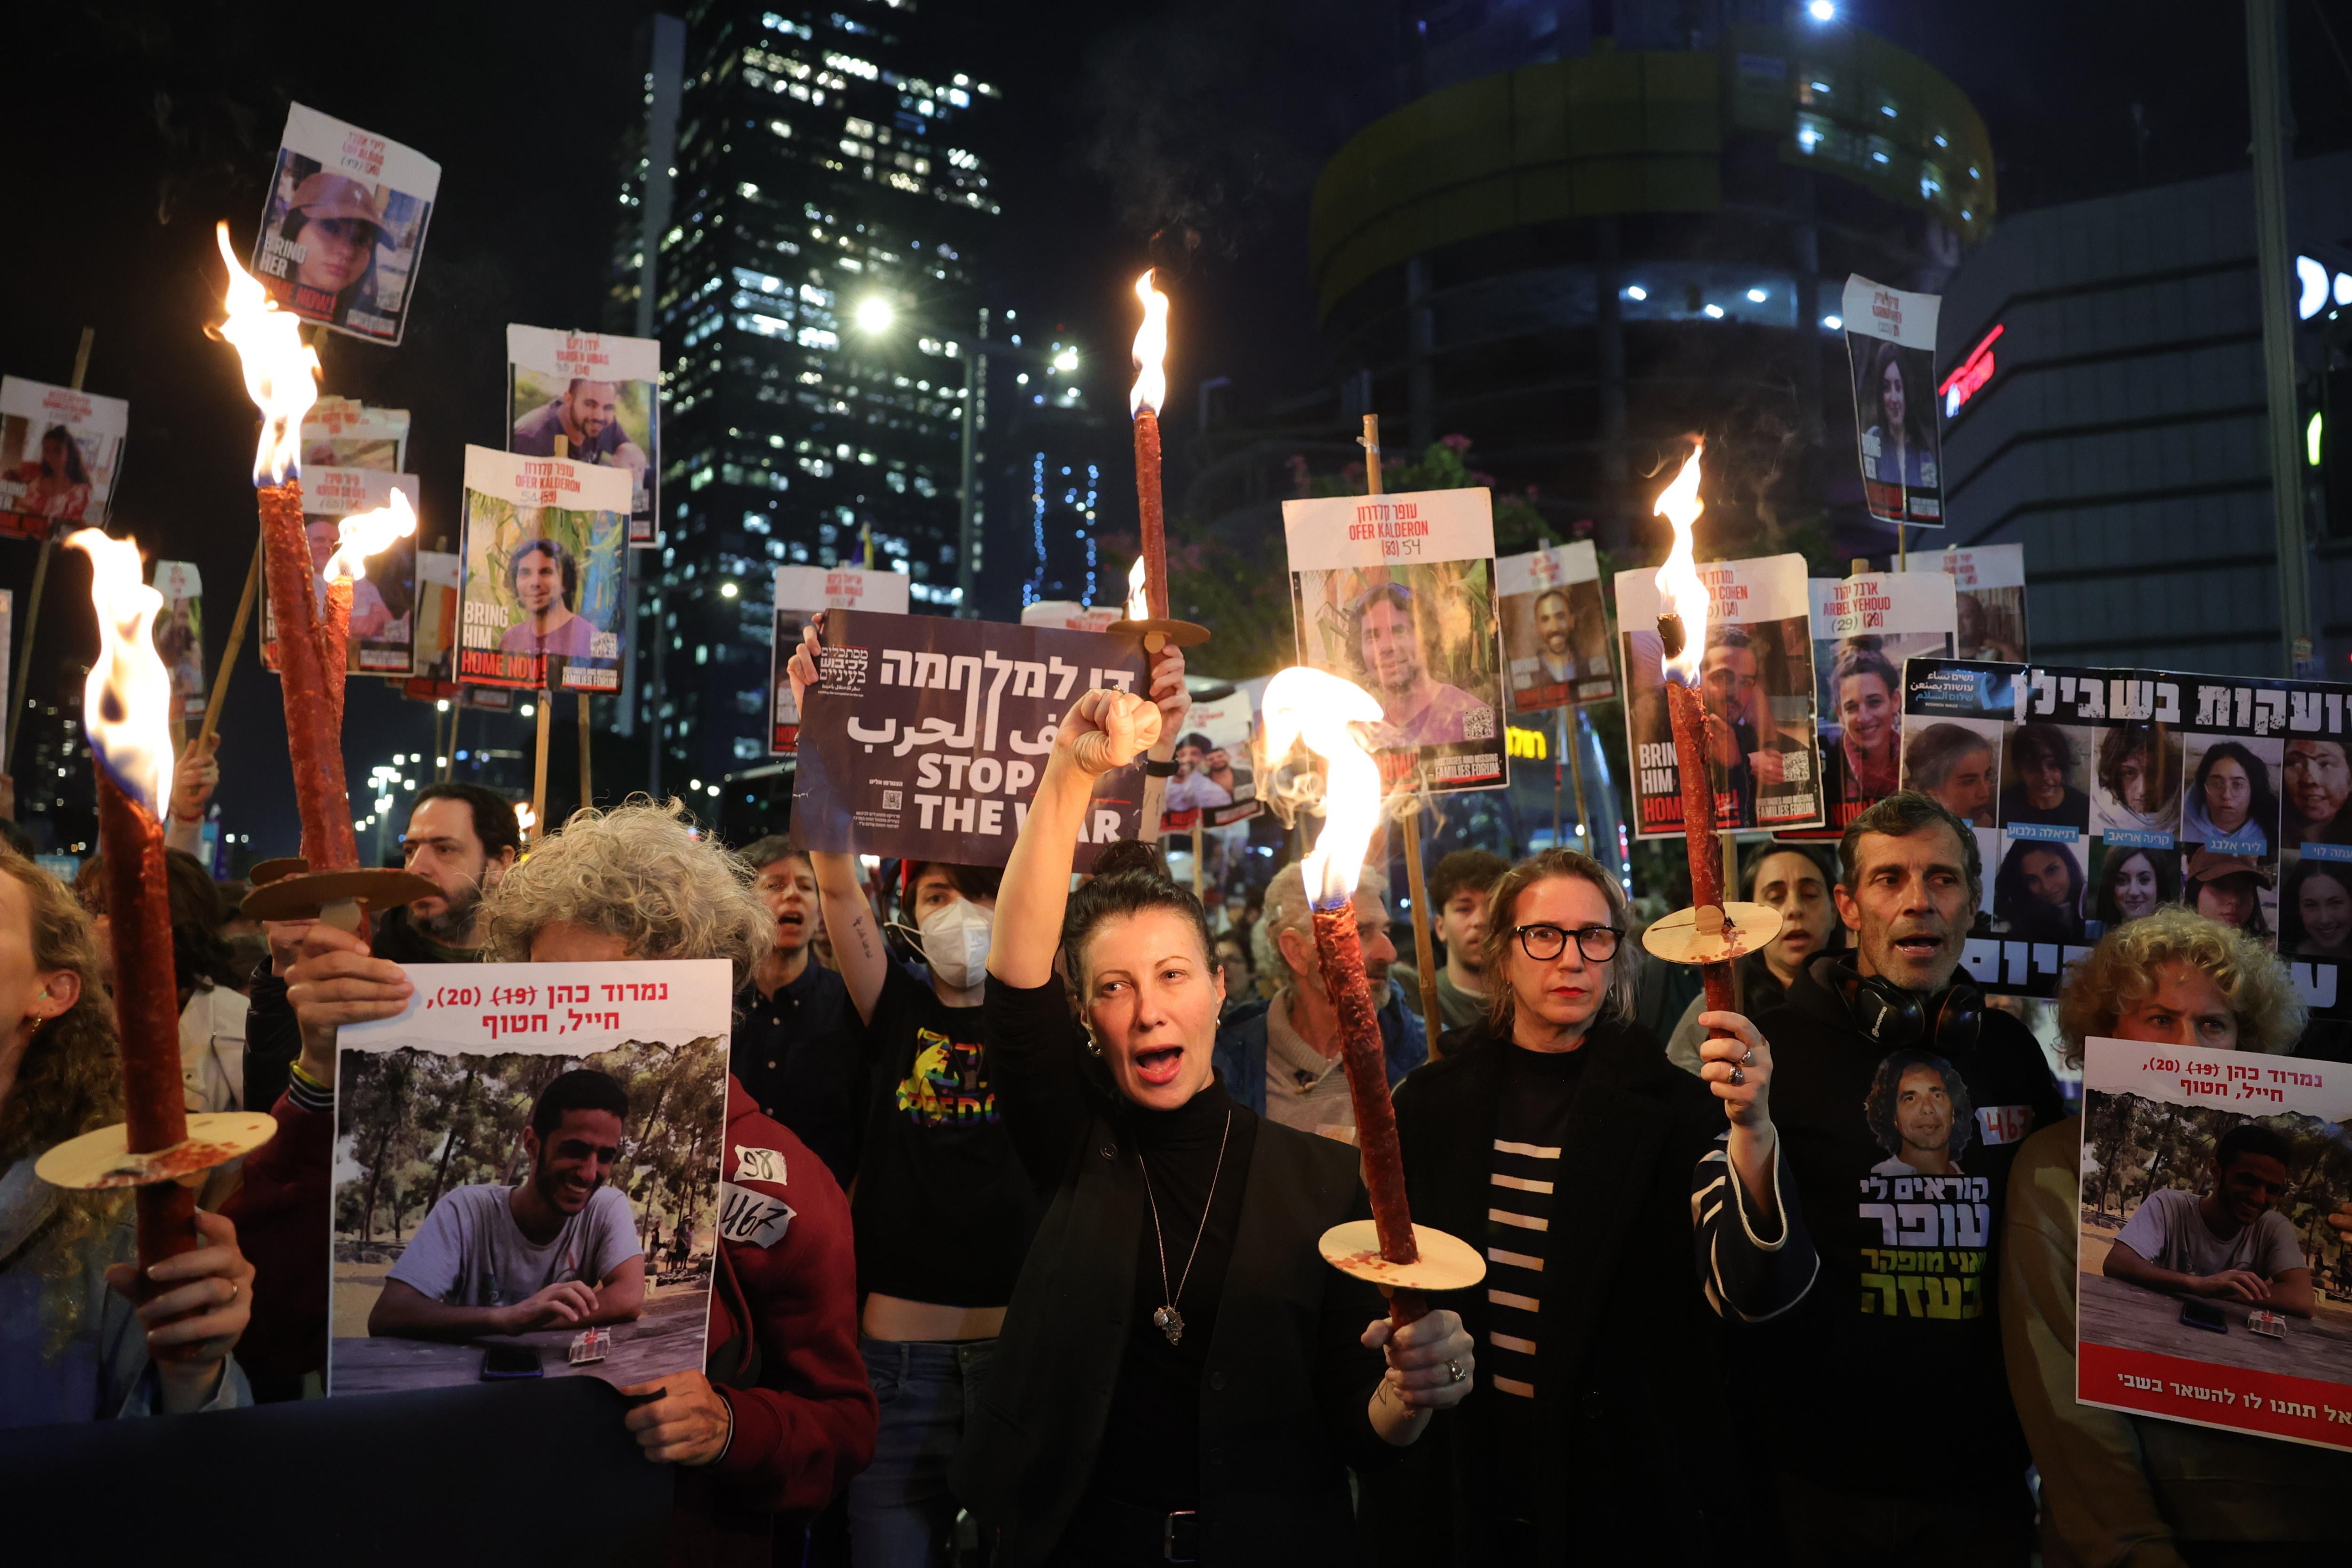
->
<box><xmin>1511</xmin><ymin>923</ymin><xmax>1624</xmax><ymax>962</ymax></box>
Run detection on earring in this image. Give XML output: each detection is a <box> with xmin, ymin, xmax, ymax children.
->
<box><xmin>1083</xmin><ymin>1028</ymin><xmax>1103</xmax><ymax>1057</ymax></box>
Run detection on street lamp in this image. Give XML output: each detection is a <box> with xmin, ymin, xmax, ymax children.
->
<box><xmin>1805</xmin><ymin>0</ymin><xmax>1836</xmax><ymax>19</ymax></box>
<box><xmin>854</xmin><ymin>296</ymin><xmax>896</xmax><ymax>333</ymax></box>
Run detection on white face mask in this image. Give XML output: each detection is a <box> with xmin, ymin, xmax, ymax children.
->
<box><xmin>915</xmin><ymin>899</ymin><xmax>994</xmax><ymax>991</ymax></box>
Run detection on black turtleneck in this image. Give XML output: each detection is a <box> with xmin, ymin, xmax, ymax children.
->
<box><xmin>1098</xmin><ymin>1075</ymin><xmax>1259</xmax><ymax>1510</ymax></box>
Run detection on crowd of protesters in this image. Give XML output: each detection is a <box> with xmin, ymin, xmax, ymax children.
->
<box><xmin>1</xmin><ymin>638</ymin><xmax>2350</xmax><ymax>1568</ymax></box>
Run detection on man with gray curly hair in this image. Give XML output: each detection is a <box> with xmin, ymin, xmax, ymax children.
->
<box><xmin>2001</xmin><ymin>908</ymin><xmax>2349</xmax><ymax>1568</ymax></box>
<box><xmin>269</xmin><ymin>799</ymin><xmax>878</xmax><ymax>1556</ymax></box>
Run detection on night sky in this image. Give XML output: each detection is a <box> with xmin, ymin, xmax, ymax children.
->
<box><xmin>2</xmin><ymin>0</ymin><xmax>2345</xmax><ymax>858</ymax></box>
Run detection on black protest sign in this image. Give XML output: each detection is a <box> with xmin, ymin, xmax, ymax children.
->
<box><xmin>791</xmin><ymin>610</ymin><xmax>1151</xmax><ymax>868</ymax></box>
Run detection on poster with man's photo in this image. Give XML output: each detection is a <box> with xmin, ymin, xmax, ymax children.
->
<box><xmin>791</xmin><ymin>608</ymin><xmax>1150</xmax><ymax>870</ymax></box>
<box><xmin>1784</xmin><ymin>571</ymin><xmax>1956</xmax><ymax>839</ymax></box>
<box><xmin>302</xmin><ymin>402</ymin><xmax>409</xmax><ymax>471</ymax></box>
<box><xmin>1938</xmin><ymin>544</ymin><xmax>2028</xmax><ymax>661</ymax></box>
<box><xmin>1496</xmin><ymin>541</ymin><xmax>1614</xmax><ymax>712</ymax></box>
<box><xmin>151</xmin><ymin>561</ymin><xmax>206</xmax><ymax>722</ymax></box>
<box><xmin>1282</xmin><ymin>487</ymin><xmax>1505</xmax><ymax>796</ymax></box>
<box><xmin>260</xmin><ymin>468</ymin><xmax>422</xmax><ymax>677</ymax></box>
<box><xmin>401</xmin><ymin>550</ymin><xmax>461</xmax><ymax>702</ymax></box>
<box><xmin>1844</xmin><ymin>274</ymin><xmax>1944</xmax><ymax>528</ymax></box>
<box><xmin>0</xmin><ymin>375</ymin><xmax>128</xmax><ymax>540</ymax></box>
<box><xmin>1615</xmin><ymin>553</ymin><xmax>1824</xmax><ymax>837</ymax></box>
<box><xmin>326</xmin><ymin>959</ymin><xmax>731</xmax><ymax>1398</ymax></box>
<box><xmin>252</xmin><ymin>104</ymin><xmax>439</xmax><ymax>345</ymax></box>
<box><xmin>508</xmin><ymin>326</ymin><xmax>660</xmax><ymax>548</ymax></box>
<box><xmin>2076</xmin><ymin>1037</ymin><xmax>2352</xmax><ymax>1452</ymax></box>
<box><xmin>1161</xmin><ymin>686</ymin><xmax>1259</xmax><ymax>833</ymax></box>
<box><xmin>456</xmin><ymin>445</ymin><xmax>630</xmax><ymax>694</ymax></box>
<box><xmin>1904</xmin><ymin>656</ymin><xmax>2352</xmax><ymax>1029</ymax></box>
<box><xmin>769</xmin><ymin>564</ymin><xmax>909</xmax><ymax>753</ymax></box>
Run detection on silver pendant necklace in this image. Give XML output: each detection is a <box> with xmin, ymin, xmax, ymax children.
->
<box><xmin>1136</xmin><ymin>1109</ymin><xmax>1232</xmax><ymax>1347</ymax></box>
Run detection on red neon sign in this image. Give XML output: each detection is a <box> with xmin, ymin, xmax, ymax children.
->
<box><xmin>1939</xmin><ymin>323</ymin><xmax>2002</xmax><ymax>417</ymax></box>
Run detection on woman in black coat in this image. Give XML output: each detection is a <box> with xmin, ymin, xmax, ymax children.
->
<box><xmin>953</xmin><ymin>667</ymin><xmax>1476</xmax><ymax>1568</ymax></box>
<box><xmin>1370</xmin><ymin>848</ymin><xmax>1818</xmax><ymax>1566</ymax></box>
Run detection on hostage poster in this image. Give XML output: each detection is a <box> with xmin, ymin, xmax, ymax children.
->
<box><xmin>0</xmin><ymin>375</ymin><xmax>128</xmax><ymax>540</ymax></box>
<box><xmin>303</xmin><ymin>401</ymin><xmax>409</xmax><ymax>471</ymax></box>
<box><xmin>1020</xmin><ymin>601</ymin><xmax>1121</xmax><ymax>634</ymax></box>
<box><xmin>1616</xmin><ymin>553</ymin><xmax>1824</xmax><ymax>837</ymax></box>
<box><xmin>1496</xmin><ymin>541</ymin><xmax>1615</xmax><ymax>712</ymax></box>
<box><xmin>1162</xmin><ymin>685</ymin><xmax>1260</xmax><ymax>833</ymax></box>
<box><xmin>327</xmin><ymin>959</ymin><xmax>731</xmax><ymax>1398</ymax></box>
<box><xmin>457</xmin><ymin>445</ymin><xmax>630</xmax><ymax>694</ymax></box>
<box><xmin>254</xmin><ymin>104</ymin><xmax>440</xmax><ymax>345</ymax></box>
<box><xmin>1938</xmin><ymin>544</ymin><xmax>2029</xmax><ymax>661</ymax></box>
<box><xmin>151</xmin><ymin>560</ymin><xmax>206</xmax><ymax>722</ymax></box>
<box><xmin>260</xmin><ymin>468</ymin><xmax>422</xmax><ymax>677</ymax></box>
<box><xmin>401</xmin><ymin>549</ymin><xmax>461</xmax><ymax>701</ymax></box>
<box><xmin>1902</xmin><ymin>656</ymin><xmax>2352</xmax><ymax>1024</ymax></box>
<box><xmin>2076</xmin><ymin>1037</ymin><xmax>2352</xmax><ymax>1453</ymax></box>
<box><xmin>791</xmin><ymin>609</ymin><xmax>1150</xmax><ymax>870</ymax></box>
<box><xmin>1844</xmin><ymin>273</ymin><xmax>1945</xmax><ymax>528</ymax></box>
<box><xmin>1282</xmin><ymin>487</ymin><xmax>1505</xmax><ymax>796</ymax></box>
<box><xmin>1785</xmin><ymin>570</ymin><xmax>1957</xmax><ymax>839</ymax></box>
<box><xmin>770</xmin><ymin>564</ymin><xmax>908</xmax><ymax>753</ymax></box>
<box><xmin>508</xmin><ymin>326</ymin><xmax>660</xmax><ymax>548</ymax></box>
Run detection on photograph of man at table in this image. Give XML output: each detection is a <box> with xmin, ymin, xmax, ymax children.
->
<box><xmin>372</xmin><ymin>1068</ymin><xmax>646</xmax><ymax>1339</ymax></box>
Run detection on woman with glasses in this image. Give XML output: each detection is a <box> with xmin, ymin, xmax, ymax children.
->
<box><xmin>1366</xmin><ymin>848</ymin><xmax>1817</xmax><ymax>1567</ymax></box>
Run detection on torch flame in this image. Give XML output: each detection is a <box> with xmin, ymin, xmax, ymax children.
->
<box><xmin>213</xmin><ymin>221</ymin><xmax>320</xmax><ymax>485</ymax></box>
<box><xmin>326</xmin><ymin>490</ymin><xmax>418</xmax><ymax>584</ymax></box>
<box><xmin>67</xmin><ymin>530</ymin><xmax>175</xmax><ymax>817</ymax></box>
<box><xmin>1261</xmin><ymin>667</ymin><xmax>1386</xmax><ymax>908</ymax></box>
<box><xmin>1651</xmin><ymin>439</ymin><xmax>1708</xmax><ymax>687</ymax></box>
<box><xmin>1124</xmin><ymin>555</ymin><xmax>1149</xmax><ymax>621</ymax></box>
<box><xmin>1128</xmin><ymin>270</ymin><xmax>1168</xmax><ymax>419</ymax></box>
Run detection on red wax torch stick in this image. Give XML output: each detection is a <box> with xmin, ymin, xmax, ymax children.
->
<box><xmin>259</xmin><ymin>478</ymin><xmax>358</xmax><ymax>871</ymax></box>
<box><xmin>1308</xmin><ymin>901</ymin><xmax>1428</xmax><ymax>1322</ymax></box>
<box><xmin>1659</xmin><ymin>614</ymin><xmax>1737</xmax><ymax>1035</ymax></box>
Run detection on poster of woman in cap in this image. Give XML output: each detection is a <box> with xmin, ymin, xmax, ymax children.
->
<box><xmin>252</xmin><ymin>104</ymin><xmax>441</xmax><ymax>345</ymax></box>
<box><xmin>1842</xmin><ymin>274</ymin><xmax>1945</xmax><ymax>529</ymax></box>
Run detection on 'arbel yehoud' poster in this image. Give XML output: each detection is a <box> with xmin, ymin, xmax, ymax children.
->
<box><xmin>151</xmin><ymin>561</ymin><xmax>206</xmax><ymax>723</ymax></box>
<box><xmin>327</xmin><ymin>960</ymin><xmax>731</xmax><ymax>1398</ymax></box>
<box><xmin>1937</xmin><ymin>543</ymin><xmax>2028</xmax><ymax>661</ymax></box>
<box><xmin>1902</xmin><ymin>656</ymin><xmax>2352</xmax><ymax>1022</ymax></box>
<box><xmin>508</xmin><ymin>326</ymin><xmax>660</xmax><ymax>548</ymax></box>
<box><xmin>1782</xmin><ymin>570</ymin><xmax>1957</xmax><ymax>840</ymax></box>
<box><xmin>260</xmin><ymin>468</ymin><xmax>422</xmax><ymax>677</ymax></box>
<box><xmin>1283</xmin><ymin>487</ymin><xmax>1505</xmax><ymax>796</ymax></box>
<box><xmin>254</xmin><ymin>104</ymin><xmax>440</xmax><ymax>345</ymax></box>
<box><xmin>0</xmin><ymin>376</ymin><xmax>127</xmax><ymax>541</ymax></box>
<box><xmin>458</xmin><ymin>445</ymin><xmax>630</xmax><ymax>694</ymax></box>
<box><xmin>1161</xmin><ymin>685</ymin><xmax>1260</xmax><ymax>833</ymax></box>
<box><xmin>791</xmin><ymin>609</ymin><xmax>1150</xmax><ymax>870</ymax></box>
<box><xmin>1496</xmin><ymin>541</ymin><xmax>1615</xmax><ymax>713</ymax></box>
<box><xmin>1615</xmin><ymin>553</ymin><xmax>1824</xmax><ymax>838</ymax></box>
<box><xmin>1844</xmin><ymin>273</ymin><xmax>1945</xmax><ymax>529</ymax></box>
<box><xmin>2076</xmin><ymin>1036</ymin><xmax>2352</xmax><ymax>1453</ymax></box>
<box><xmin>770</xmin><ymin>565</ymin><xmax>909</xmax><ymax>753</ymax></box>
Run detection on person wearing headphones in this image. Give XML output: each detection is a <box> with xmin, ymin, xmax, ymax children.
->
<box><xmin>1741</xmin><ymin>791</ymin><xmax>2063</xmax><ymax>1565</ymax></box>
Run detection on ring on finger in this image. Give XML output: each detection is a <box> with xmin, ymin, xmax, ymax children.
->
<box><xmin>1728</xmin><ymin>1065</ymin><xmax>1747</xmax><ymax>1087</ymax></box>
<box><xmin>1446</xmin><ymin>1359</ymin><xmax>1465</xmax><ymax>1384</ymax></box>
<box><xmin>1741</xmin><ymin>1048</ymin><xmax>1755</xmax><ymax>1067</ymax></box>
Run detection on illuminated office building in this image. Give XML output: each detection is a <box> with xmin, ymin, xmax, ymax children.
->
<box><xmin>609</xmin><ymin>4</ymin><xmax>1004</xmax><ymax>788</ymax></box>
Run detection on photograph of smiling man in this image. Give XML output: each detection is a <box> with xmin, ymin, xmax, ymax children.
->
<box><xmin>509</xmin><ymin>326</ymin><xmax>661</xmax><ymax>548</ymax></box>
<box><xmin>457</xmin><ymin>445</ymin><xmax>631</xmax><ymax>693</ymax></box>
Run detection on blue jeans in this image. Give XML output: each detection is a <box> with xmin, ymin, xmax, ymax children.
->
<box><xmin>849</xmin><ymin>1336</ymin><xmax>996</xmax><ymax>1568</ymax></box>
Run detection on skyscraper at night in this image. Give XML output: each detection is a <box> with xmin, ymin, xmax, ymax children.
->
<box><xmin>608</xmin><ymin>3</ymin><xmax>1006</xmax><ymax>789</ymax></box>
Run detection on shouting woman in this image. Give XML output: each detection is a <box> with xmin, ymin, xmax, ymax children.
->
<box><xmin>955</xmin><ymin>671</ymin><xmax>1475</xmax><ymax>1567</ymax></box>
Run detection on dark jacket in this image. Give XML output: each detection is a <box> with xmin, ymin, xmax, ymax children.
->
<box><xmin>1210</xmin><ymin>986</ymin><xmax>1425</xmax><ymax>1116</ymax></box>
<box><xmin>242</xmin><ymin>907</ymin><xmax>465</xmax><ymax>1120</ymax></box>
<box><xmin>956</xmin><ymin>982</ymin><xmax>1396</xmax><ymax>1567</ymax></box>
<box><xmin>1369</xmin><ymin>1014</ymin><xmax>1817</xmax><ymax>1567</ymax></box>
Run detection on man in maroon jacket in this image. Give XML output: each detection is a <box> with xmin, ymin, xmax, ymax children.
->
<box><xmin>234</xmin><ymin>801</ymin><xmax>876</xmax><ymax>1561</ymax></box>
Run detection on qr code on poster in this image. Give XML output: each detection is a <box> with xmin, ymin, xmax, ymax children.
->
<box><xmin>1462</xmin><ymin>703</ymin><xmax>1495</xmax><ymax>741</ymax></box>
<box><xmin>882</xmin><ymin>789</ymin><xmax>903</xmax><ymax>811</ymax></box>
<box><xmin>1781</xmin><ymin>750</ymin><xmax>1812</xmax><ymax>782</ymax></box>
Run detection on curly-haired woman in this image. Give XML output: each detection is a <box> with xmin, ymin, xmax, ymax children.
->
<box><xmin>2001</xmin><ymin>908</ymin><xmax>2352</xmax><ymax>1566</ymax></box>
<box><xmin>0</xmin><ymin>850</ymin><xmax>256</xmax><ymax>1427</ymax></box>
<box><xmin>274</xmin><ymin>800</ymin><xmax>877</xmax><ymax>1564</ymax></box>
